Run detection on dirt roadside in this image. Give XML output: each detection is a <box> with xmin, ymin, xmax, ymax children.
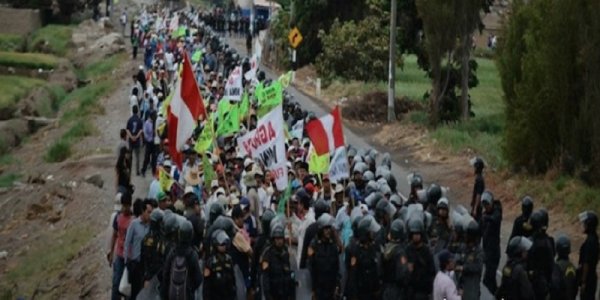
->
<box><xmin>0</xmin><ymin>3</ymin><xmax>151</xmax><ymax>299</ymax></box>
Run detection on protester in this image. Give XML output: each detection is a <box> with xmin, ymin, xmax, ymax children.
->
<box><xmin>433</xmin><ymin>250</ymin><xmax>461</xmax><ymax>300</ymax></box>
<box><xmin>108</xmin><ymin>192</ymin><xmax>133</xmax><ymax>300</ymax></box>
<box><xmin>123</xmin><ymin>198</ymin><xmax>152</xmax><ymax>298</ymax></box>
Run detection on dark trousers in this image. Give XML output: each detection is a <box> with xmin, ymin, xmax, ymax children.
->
<box><xmin>483</xmin><ymin>249</ymin><xmax>500</xmax><ymax>295</ymax></box>
<box><xmin>141</xmin><ymin>142</ymin><xmax>157</xmax><ymax>176</ymax></box>
<box><xmin>581</xmin><ymin>274</ymin><xmax>598</xmax><ymax>300</ymax></box>
<box><xmin>127</xmin><ymin>260</ymin><xmax>144</xmax><ymax>299</ymax></box>
<box><xmin>132</xmin><ymin>46</ymin><xmax>138</xmax><ymax>59</ymax></box>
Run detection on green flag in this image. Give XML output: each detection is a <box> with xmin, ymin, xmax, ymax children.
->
<box><xmin>308</xmin><ymin>146</ymin><xmax>330</xmax><ymax>174</ymax></box>
<box><xmin>277</xmin><ymin>182</ymin><xmax>292</xmax><ymax>215</ymax></box>
<box><xmin>194</xmin><ymin>114</ymin><xmax>214</xmax><ymax>153</ymax></box>
<box><xmin>202</xmin><ymin>153</ymin><xmax>216</xmax><ymax>189</ymax></box>
<box><xmin>191</xmin><ymin>49</ymin><xmax>203</xmax><ymax>63</ymax></box>
<box><xmin>176</xmin><ymin>25</ymin><xmax>186</xmax><ymax>38</ymax></box>
<box><xmin>254</xmin><ymin>81</ymin><xmax>265</xmax><ymax>104</ymax></box>
<box><xmin>216</xmin><ymin>103</ymin><xmax>240</xmax><ymax>136</ymax></box>
<box><xmin>239</xmin><ymin>91</ymin><xmax>250</xmax><ymax>118</ymax></box>
<box><xmin>257</xmin><ymin>80</ymin><xmax>283</xmax><ymax>107</ymax></box>
<box><xmin>217</xmin><ymin>99</ymin><xmax>232</xmax><ymax>124</ymax></box>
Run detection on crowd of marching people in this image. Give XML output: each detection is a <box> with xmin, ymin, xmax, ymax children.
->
<box><xmin>107</xmin><ymin>3</ymin><xmax>600</xmax><ymax>300</ymax></box>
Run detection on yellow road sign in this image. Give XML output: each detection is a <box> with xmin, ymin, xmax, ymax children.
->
<box><xmin>288</xmin><ymin>27</ymin><xmax>303</xmax><ymax>48</ymax></box>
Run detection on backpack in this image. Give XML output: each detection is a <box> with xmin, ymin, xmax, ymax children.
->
<box><xmin>169</xmin><ymin>254</ymin><xmax>189</xmax><ymax>300</ymax></box>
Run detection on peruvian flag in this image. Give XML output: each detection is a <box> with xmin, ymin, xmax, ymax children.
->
<box><xmin>305</xmin><ymin>106</ymin><xmax>345</xmax><ymax>155</ymax></box>
<box><xmin>167</xmin><ymin>52</ymin><xmax>206</xmax><ymax>168</ymax></box>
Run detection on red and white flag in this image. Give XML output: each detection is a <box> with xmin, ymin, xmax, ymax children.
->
<box><xmin>167</xmin><ymin>52</ymin><xmax>206</xmax><ymax>168</ymax></box>
<box><xmin>305</xmin><ymin>106</ymin><xmax>345</xmax><ymax>156</ymax></box>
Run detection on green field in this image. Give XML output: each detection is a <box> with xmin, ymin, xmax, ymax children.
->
<box><xmin>0</xmin><ymin>34</ymin><xmax>23</xmax><ymax>52</ymax></box>
<box><xmin>0</xmin><ymin>51</ymin><xmax>60</xmax><ymax>70</ymax></box>
<box><xmin>0</xmin><ymin>75</ymin><xmax>46</xmax><ymax>112</ymax></box>
<box><xmin>28</xmin><ymin>25</ymin><xmax>73</xmax><ymax>57</ymax></box>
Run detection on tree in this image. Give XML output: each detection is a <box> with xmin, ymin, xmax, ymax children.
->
<box><xmin>498</xmin><ymin>0</ymin><xmax>600</xmax><ymax>184</ymax></box>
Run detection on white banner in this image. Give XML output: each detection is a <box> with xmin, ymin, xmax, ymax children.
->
<box><xmin>244</xmin><ymin>54</ymin><xmax>259</xmax><ymax>81</ymax></box>
<box><xmin>237</xmin><ymin>105</ymin><xmax>288</xmax><ymax>190</ymax></box>
<box><xmin>290</xmin><ymin>120</ymin><xmax>304</xmax><ymax>140</ymax></box>
<box><xmin>225</xmin><ymin>66</ymin><xmax>243</xmax><ymax>102</ymax></box>
<box><xmin>169</xmin><ymin>14</ymin><xmax>179</xmax><ymax>32</ymax></box>
<box><xmin>329</xmin><ymin>147</ymin><xmax>350</xmax><ymax>182</ymax></box>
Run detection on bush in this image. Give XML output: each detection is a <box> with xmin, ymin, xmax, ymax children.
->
<box><xmin>316</xmin><ymin>16</ymin><xmax>393</xmax><ymax>82</ymax></box>
<box><xmin>28</xmin><ymin>25</ymin><xmax>73</xmax><ymax>57</ymax></box>
<box><xmin>45</xmin><ymin>139</ymin><xmax>72</xmax><ymax>162</ymax></box>
<box><xmin>0</xmin><ymin>75</ymin><xmax>45</xmax><ymax>111</ymax></box>
<box><xmin>0</xmin><ymin>34</ymin><xmax>24</xmax><ymax>51</ymax></box>
<box><xmin>0</xmin><ymin>51</ymin><xmax>60</xmax><ymax>70</ymax></box>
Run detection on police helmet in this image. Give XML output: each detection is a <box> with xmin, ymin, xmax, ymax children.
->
<box><xmin>162</xmin><ymin>210</ymin><xmax>179</xmax><ymax>235</ymax></box>
<box><xmin>530</xmin><ymin>210</ymin><xmax>546</xmax><ymax>232</ymax></box>
<box><xmin>353</xmin><ymin>162</ymin><xmax>368</xmax><ymax>174</ymax></box>
<box><xmin>150</xmin><ymin>209</ymin><xmax>164</xmax><ymax>224</ymax></box>
<box><xmin>437</xmin><ymin>197</ymin><xmax>449</xmax><ymax>210</ymax></box>
<box><xmin>380</xmin><ymin>153</ymin><xmax>392</xmax><ymax>170</ymax></box>
<box><xmin>473</xmin><ymin>157</ymin><xmax>485</xmax><ymax>171</ymax></box>
<box><xmin>271</xmin><ymin>224</ymin><xmax>285</xmax><ymax>239</ymax></box>
<box><xmin>379</xmin><ymin>184</ymin><xmax>392</xmax><ymax>197</ymax></box>
<box><xmin>555</xmin><ymin>235</ymin><xmax>571</xmax><ymax>258</ymax></box>
<box><xmin>314</xmin><ymin>199</ymin><xmax>329</xmax><ymax>219</ymax></box>
<box><xmin>465</xmin><ymin>219</ymin><xmax>480</xmax><ymax>237</ymax></box>
<box><xmin>390</xmin><ymin>194</ymin><xmax>403</xmax><ymax>207</ymax></box>
<box><xmin>375</xmin><ymin>199</ymin><xmax>391</xmax><ymax>217</ymax></box>
<box><xmin>363</xmin><ymin>170</ymin><xmax>375</xmax><ymax>182</ymax></box>
<box><xmin>390</xmin><ymin>219</ymin><xmax>406</xmax><ymax>241</ymax></box>
<box><xmin>317</xmin><ymin>213</ymin><xmax>335</xmax><ymax>230</ymax></box>
<box><xmin>579</xmin><ymin>211</ymin><xmax>599</xmax><ymax>232</ymax></box>
<box><xmin>521</xmin><ymin>196</ymin><xmax>534</xmax><ymax>216</ymax></box>
<box><xmin>257</xmin><ymin>70</ymin><xmax>266</xmax><ymax>82</ymax></box>
<box><xmin>357</xmin><ymin>215</ymin><xmax>380</xmax><ymax>241</ymax></box>
<box><xmin>481</xmin><ymin>191</ymin><xmax>494</xmax><ymax>206</ymax></box>
<box><xmin>507</xmin><ymin>236</ymin><xmax>533</xmax><ymax>258</ymax></box>
<box><xmin>261</xmin><ymin>209</ymin><xmax>276</xmax><ymax>235</ymax></box>
<box><xmin>539</xmin><ymin>208</ymin><xmax>549</xmax><ymax>228</ymax></box>
<box><xmin>213</xmin><ymin>216</ymin><xmax>237</xmax><ymax>238</ymax></box>
<box><xmin>366</xmin><ymin>192</ymin><xmax>384</xmax><ymax>209</ymax></box>
<box><xmin>212</xmin><ymin>229</ymin><xmax>230</xmax><ymax>246</ymax></box>
<box><xmin>427</xmin><ymin>184</ymin><xmax>443</xmax><ymax>206</ymax></box>
<box><xmin>209</xmin><ymin>202</ymin><xmax>224</xmax><ymax>221</ymax></box>
<box><xmin>410</xmin><ymin>173</ymin><xmax>423</xmax><ymax>189</ymax></box>
<box><xmin>408</xmin><ymin>217</ymin><xmax>425</xmax><ymax>234</ymax></box>
<box><xmin>365</xmin><ymin>180</ymin><xmax>379</xmax><ymax>196</ymax></box>
<box><xmin>178</xmin><ymin>220</ymin><xmax>194</xmax><ymax>243</ymax></box>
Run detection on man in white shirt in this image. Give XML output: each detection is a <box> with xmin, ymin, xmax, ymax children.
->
<box><xmin>433</xmin><ymin>250</ymin><xmax>462</xmax><ymax>300</ymax></box>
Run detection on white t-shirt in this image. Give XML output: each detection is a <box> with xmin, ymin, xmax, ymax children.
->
<box><xmin>164</xmin><ymin>52</ymin><xmax>174</xmax><ymax>71</ymax></box>
<box><xmin>129</xmin><ymin>95</ymin><xmax>138</xmax><ymax>112</ymax></box>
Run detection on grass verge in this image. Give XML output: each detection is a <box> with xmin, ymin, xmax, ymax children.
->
<box><xmin>76</xmin><ymin>52</ymin><xmax>127</xmax><ymax>81</ymax></box>
<box><xmin>0</xmin><ymin>34</ymin><xmax>23</xmax><ymax>52</ymax></box>
<box><xmin>0</xmin><ymin>173</ymin><xmax>21</xmax><ymax>188</ymax></box>
<box><xmin>60</xmin><ymin>80</ymin><xmax>113</xmax><ymax>121</ymax></box>
<box><xmin>45</xmin><ymin>119</ymin><xmax>96</xmax><ymax>162</ymax></box>
<box><xmin>0</xmin><ymin>226</ymin><xmax>93</xmax><ymax>298</ymax></box>
<box><xmin>0</xmin><ymin>75</ymin><xmax>46</xmax><ymax>112</ymax></box>
<box><xmin>0</xmin><ymin>51</ymin><xmax>60</xmax><ymax>70</ymax></box>
<box><xmin>28</xmin><ymin>25</ymin><xmax>73</xmax><ymax>57</ymax></box>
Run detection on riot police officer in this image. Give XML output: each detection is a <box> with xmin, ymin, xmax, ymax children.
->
<box><xmin>551</xmin><ymin>235</ymin><xmax>577</xmax><ymax>300</ymax></box>
<box><xmin>345</xmin><ymin>215</ymin><xmax>382</xmax><ymax>300</ymax></box>
<box><xmin>406</xmin><ymin>173</ymin><xmax>424</xmax><ymax>206</ymax></box>
<box><xmin>425</xmin><ymin>183</ymin><xmax>443</xmax><ymax>216</ymax></box>
<box><xmin>471</xmin><ymin>157</ymin><xmax>485</xmax><ymax>222</ymax></box>
<box><xmin>253</xmin><ymin>209</ymin><xmax>276</xmax><ymax>295</ymax></box>
<box><xmin>203</xmin><ymin>229</ymin><xmax>236</xmax><ymax>300</ymax></box>
<box><xmin>497</xmin><ymin>236</ymin><xmax>534</xmax><ymax>299</ymax></box>
<box><xmin>300</xmin><ymin>199</ymin><xmax>329</xmax><ymax>268</ymax></box>
<box><xmin>141</xmin><ymin>209</ymin><xmax>164</xmax><ymax>284</ymax></box>
<box><xmin>382</xmin><ymin>219</ymin><xmax>409</xmax><ymax>300</ymax></box>
<box><xmin>528</xmin><ymin>209</ymin><xmax>555</xmax><ymax>299</ymax></box>
<box><xmin>578</xmin><ymin>210</ymin><xmax>599</xmax><ymax>300</ymax></box>
<box><xmin>405</xmin><ymin>217</ymin><xmax>436</xmax><ymax>300</ymax></box>
<box><xmin>429</xmin><ymin>197</ymin><xmax>452</xmax><ymax>255</ymax></box>
<box><xmin>508</xmin><ymin>196</ymin><xmax>534</xmax><ymax>254</ymax></box>
<box><xmin>260</xmin><ymin>223</ymin><xmax>295</xmax><ymax>300</ymax></box>
<box><xmin>308</xmin><ymin>213</ymin><xmax>341</xmax><ymax>300</ymax></box>
<box><xmin>480</xmin><ymin>190</ymin><xmax>501</xmax><ymax>295</ymax></box>
<box><xmin>456</xmin><ymin>219</ymin><xmax>483</xmax><ymax>300</ymax></box>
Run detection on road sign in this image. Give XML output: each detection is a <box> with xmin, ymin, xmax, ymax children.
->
<box><xmin>288</xmin><ymin>27</ymin><xmax>303</xmax><ymax>49</ymax></box>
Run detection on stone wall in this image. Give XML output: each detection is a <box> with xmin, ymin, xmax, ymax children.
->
<box><xmin>0</xmin><ymin>7</ymin><xmax>42</xmax><ymax>36</ymax></box>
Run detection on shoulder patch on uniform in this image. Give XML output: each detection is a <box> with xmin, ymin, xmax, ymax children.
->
<box><xmin>502</xmin><ymin>266</ymin><xmax>512</xmax><ymax>277</ymax></box>
<box><xmin>204</xmin><ymin>267</ymin><xmax>211</xmax><ymax>277</ymax></box>
<box><xmin>566</xmin><ymin>265</ymin><xmax>576</xmax><ymax>277</ymax></box>
<box><xmin>262</xmin><ymin>261</ymin><xmax>269</xmax><ymax>270</ymax></box>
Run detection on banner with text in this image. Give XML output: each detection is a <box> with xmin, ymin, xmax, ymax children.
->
<box><xmin>225</xmin><ymin>66</ymin><xmax>243</xmax><ymax>101</ymax></box>
<box><xmin>329</xmin><ymin>147</ymin><xmax>350</xmax><ymax>182</ymax></box>
<box><xmin>237</xmin><ymin>105</ymin><xmax>288</xmax><ymax>190</ymax></box>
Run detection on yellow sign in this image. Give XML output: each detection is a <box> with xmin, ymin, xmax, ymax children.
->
<box><xmin>288</xmin><ymin>27</ymin><xmax>303</xmax><ymax>48</ymax></box>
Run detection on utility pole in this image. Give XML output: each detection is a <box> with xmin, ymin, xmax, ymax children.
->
<box><xmin>387</xmin><ymin>0</ymin><xmax>397</xmax><ymax>122</ymax></box>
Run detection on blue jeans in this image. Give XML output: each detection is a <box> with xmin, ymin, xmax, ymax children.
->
<box><xmin>112</xmin><ymin>255</ymin><xmax>126</xmax><ymax>300</ymax></box>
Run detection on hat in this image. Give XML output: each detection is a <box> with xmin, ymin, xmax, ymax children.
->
<box><xmin>211</xmin><ymin>179</ymin><xmax>219</xmax><ymax>188</ymax></box>
<box><xmin>114</xmin><ymin>193</ymin><xmax>122</xmax><ymax>211</ymax></box>
<box><xmin>229</xmin><ymin>195</ymin><xmax>239</xmax><ymax>206</ymax></box>
<box><xmin>240</xmin><ymin>197</ymin><xmax>250</xmax><ymax>210</ymax></box>
<box><xmin>184</xmin><ymin>185</ymin><xmax>195</xmax><ymax>196</ymax></box>
<box><xmin>438</xmin><ymin>250</ymin><xmax>455</xmax><ymax>267</ymax></box>
<box><xmin>211</xmin><ymin>81</ymin><xmax>218</xmax><ymax>88</ymax></box>
<box><xmin>139</xmin><ymin>65</ymin><xmax>144</xmax><ymax>70</ymax></box>
<box><xmin>157</xmin><ymin>190</ymin><xmax>167</xmax><ymax>202</ymax></box>
<box><xmin>244</xmin><ymin>158</ymin><xmax>254</xmax><ymax>168</ymax></box>
<box><xmin>174</xmin><ymin>199</ymin><xmax>185</xmax><ymax>212</ymax></box>
<box><xmin>184</xmin><ymin>168</ymin><xmax>201</xmax><ymax>186</ymax></box>
<box><xmin>162</xmin><ymin>160</ymin><xmax>172</xmax><ymax>168</ymax></box>
<box><xmin>334</xmin><ymin>184</ymin><xmax>345</xmax><ymax>194</ymax></box>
